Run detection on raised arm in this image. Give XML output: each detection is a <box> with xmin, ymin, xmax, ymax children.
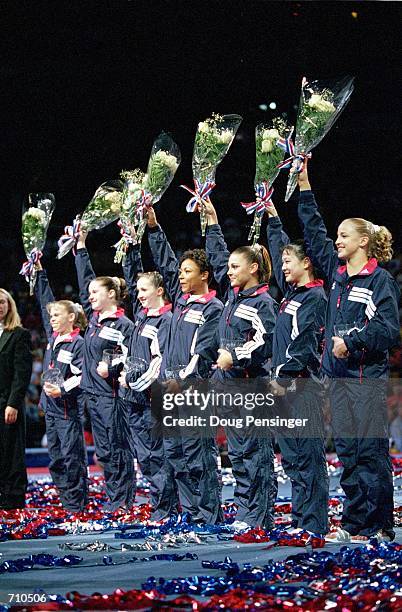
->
<box><xmin>74</xmin><ymin>229</ymin><xmax>96</xmax><ymax>319</ymax></box>
<box><xmin>122</xmin><ymin>241</ymin><xmax>143</xmax><ymax>319</ymax></box>
<box><xmin>34</xmin><ymin>264</ymin><xmax>56</xmax><ymax>341</ymax></box>
<box><xmin>147</xmin><ymin>207</ymin><xmax>181</xmax><ymax>306</ymax></box>
<box><xmin>266</xmin><ymin>204</ymin><xmax>290</xmax><ymax>295</ymax></box>
<box><xmin>204</xmin><ymin>199</ymin><xmax>230</xmax><ymax>297</ymax></box>
<box><xmin>297</xmin><ymin>165</ymin><xmax>338</xmax><ymax>282</ymax></box>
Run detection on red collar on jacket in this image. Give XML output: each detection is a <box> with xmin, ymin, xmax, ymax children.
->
<box><xmin>234</xmin><ymin>284</ymin><xmax>269</xmax><ymax>296</ymax></box>
<box><xmin>94</xmin><ymin>307</ymin><xmax>125</xmax><ymax>321</ymax></box>
<box><xmin>52</xmin><ymin>327</ymin><xmax>81</xmax><ymax>342</ymax></box>
<box><xmin>182</xmin><ymin>289</ymin><xmax>217</xmax><ymax>304</ymax></box>
<box><xmin>304</xmin><ymin>279</ymin><xmax>324</xmax><ymax>288</ymax></box>
<box><xmin>337</xmin><ymin>258</ymin><xmax>378</xmax><ymax>276</ymax></box>
<box><xmin>143</xmin><ymin>303</ymin><xmax>172</xmax><ymax>316</ymax></box>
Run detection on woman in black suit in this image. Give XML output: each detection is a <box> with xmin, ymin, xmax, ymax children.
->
<box><xmin>0</xmin><ymin>288</ymin><xmax>32</xmax><ymax>509</ymax></box>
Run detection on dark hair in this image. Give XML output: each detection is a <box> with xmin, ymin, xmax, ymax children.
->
<box><xmin>281</xmin><ymin>239</ymin><xmax>318</xmax><ymax>278</ymax></box>
<box><xmin>95</xmin><ymin>276</ymin><xmax>128</xmax><ymax>303</ymax></box>
<box><xmin>179</xmin><ymin>249</ymin><xmax>211</xmax><ymax>280</ymax></box>
<box><xmin>46</xmin><ymin>300</ymin><xmax>87</xmax><ymax>331</ymax></box>
<box><xmin>231</xmin><ymin>244</ymin><xmax>272</xmax><ymax>283</ymax></box>
<box><xmin>137</xmin><ymin>271</ymin><xmax>168</xmax><ymax>302</ymax></box>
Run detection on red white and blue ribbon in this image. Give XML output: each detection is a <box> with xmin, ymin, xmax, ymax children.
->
<box><xmin>57</xmin><ymin>216</ymin><xmax>82</xmax><ymax>256</ymax></box>
<box><xmin>117</xmin><ymin>220</ymin><xmax>133</xmax><ymax>244</ymax></box>
<box><xmin>19</xmin><ymin>247</ymin><xmax>43</xmax><ymax>281</ymax></box>
<box><xmin>181</xmin><ymin>179</ymin><xmax>216</xmax><ymax>213</ymax></box>
<box><xmin>136</xmin><ymin>189</ymin><xmax>153</xmax><ymax>215</ymax></box>
<box><xmin>276</xmin><ymin>136</ymin><xmax>311</xmax><ymax>173</ymax></box>
<box><xmin>241</xmin><ymin>181</ymin><xmax>274</xmax><ymax>215</ymax></box>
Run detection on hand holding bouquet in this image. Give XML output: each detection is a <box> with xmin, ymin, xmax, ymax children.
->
<box><xmin>279</xmin><ymin>76</ymin><xmax>354</xmax><ymax>201</ymax></box>
<box><xmin>20</xmin><ymin>193</ymin><xmax>55</xmax><ymax>294</ymax></box>
<box><xmin>182</xmin><ymin>113</ymin><xmax>242</xmax><ymax>235</ymax></box>
<box><xmin>57</xmin><ymin>180</ymin><xmax>123</xmax><ymax>258</ymax></box>
<box><xmin>242</xmin><ymin>118</ymin><xmax>292</xmax><ymax>244</ymax></box>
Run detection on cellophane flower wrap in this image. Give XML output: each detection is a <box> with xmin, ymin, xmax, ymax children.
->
<box><xmin>114</xmin><ymin>133</ymin><xmax>180</xmax><ymax>262</ymax></box>
<box><xmin>57</xmin><ymin>180</ymin><xmax>123</xmax><ymax>259</ymax></box>
<box><xmin>114</xmin><ymin>169</ymin><xmax>146</xmax><ymax>263</ymax></box>
<box><xmin>20</xmin><ymin>193</ymin><xmax>55</xmax><ymax>294</ymax></box>
<box><xmin>242</xmin><ymin>119</ymin><xmax>292</xmax><ymax>244</ymax></box>
<box><xmin>183</xmin><ymin>113</ymin><xmax>242</xmax><ymax>235</ymax></box>
<box><xmin>282</xmin><ymin>76</ymin><xmax>354</xmax><ymax>201</ymax></box>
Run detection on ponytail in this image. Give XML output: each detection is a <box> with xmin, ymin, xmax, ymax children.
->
<box><xmin>96</xmin><ymin>276</ymin><xmax>128</xmax><ymax>303</ymax></box>
<box><xmin>345</xmin><ymin>218</ymin><xmax>393</xmax><ymax>263</ymax></box>
<box><xmin>46</xmin><ymin>300</ymin><xmax>88</xmax><ymax>331</ymax></box>
<box><xmin>232</xmin><ymin>245</ymin><xmax>272</xmax><ymax>283</ymax></box>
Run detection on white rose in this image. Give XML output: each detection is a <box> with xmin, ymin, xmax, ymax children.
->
<box><xmin>307</xmin><ymin>94</ymin><xmax>322</xmax><ymax>108</ymax></box>
<box><xmin>307</xmin><ymin>94</ymin><xmax>335</xmax><ymax>113</ymax></box>
<box><xmin>261</xmin><ymin>139</ymin><xmax>273</xmax><ymax>153</ymax></box>
<box><xmin>198</xmin><ymin>121</ymin><xmax>210</xmax><ymax>134</ymax></box>
<box><xmin>316</xmin><ymin>99</ymin><xmax>336</xmax><ymax>113</ymax></box>
<box><xmin>156</xmin><ymin>150</ymin><xmax>179</xmax><ymax>172</ymax></box>
<box><xmin>23</xmin><ymin>207</ymin><xmax>47</xmax><ymax>224</ymax></box>
<box><xmin>218</xmin><ymin>129</ymin><xmax>233</xmax><ymax>145</ymax></box>
<box><xmin>262</xmin><ymin>128</ymin><xmax>280</xmax><ymax>141</ymax></box>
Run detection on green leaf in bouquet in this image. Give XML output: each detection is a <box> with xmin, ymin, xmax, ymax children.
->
<box><xmin>145</xmin><ymin>149</ymin><xmax>179</xmax><ymax>198</ymax></box>
<box><xmin>81</xmin><ymin>181</ymin><xmax>124</xmax><ymax>231</ymax></box>
<box><xmin>193</xmin><ymin>113</ymin><xmax>242</xmax><ymax>183</ymax></box>
<box><xmin>255</xmin><ymin>118</ymin><xmax>291</xmax><ymax>186</ymax></box>
<box><xmin>21</xmin><ymin>207</ymin><xmax>47</xmax><ymax>254</ymax></box>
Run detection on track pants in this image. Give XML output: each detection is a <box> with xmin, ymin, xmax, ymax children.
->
<box><xmin>45</xmin><ymin>410</ymin><xmax>88</xmax><ymax>511</ymax></box>
<box><xmin>329</xmin><ymin>378</ymin><xmax>394</xmax><ymax>538</ymax></box>
<box><xmin>277</xmin><ymin>381</ymin><xmax>329</xmax><ymax>534</ymax></box>
<box><xmin>127</xmin><ymin>400</ymin><xmax>178</xmax><ymax>520</ymax></box>
<box><xmin>85</xmin><ymin>393</ymin><xmax>135</xmax><ymax>510</ymax></box>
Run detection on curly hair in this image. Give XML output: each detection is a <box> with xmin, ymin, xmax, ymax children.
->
<box><xmin>179</xmin><ymin>249</ymin><xmax>211</xmax><ymax>279</ymax></box>
<box><xmin>345</xmin><ymin>218</ymin><xmax>393</xmax><ymax>262</ymax></box>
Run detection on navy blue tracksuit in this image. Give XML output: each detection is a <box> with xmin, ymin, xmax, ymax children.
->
<box><xmin>122</xmin><ymin>245</ymin><xmax>176</xmax><ymax>519</ymax></box>
<box><xmin>298</xmin><ymin>190</ymin><xmax>400</xmax><ymax>538</ymax></box>
<box><xmin>267</xmin><ymin>216</ymin><xmax>329</xmax><ymax>534</ymax></box>
<box><xmin>206</xmin><ymin>223</ymin><xmax>278</xmax><ymax>529</ymax></box>
<box><xmin>75</xmin><ymin>249</ymin><xmax>135</xmax><ymax>510</ymax></box>
<box><xmin>35</xmin><ymin>270</ymin><xmax>88</xmax><ymax>511</ymax></box>
<box><xmin>148</xmin><ymin>225</ymin><xmax>223</xmax><ymax>523</ymax></box>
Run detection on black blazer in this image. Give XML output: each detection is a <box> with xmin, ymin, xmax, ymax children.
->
<box><xmin>0</xmin><ymin>327</ymin><xmax>32</xmax><ymax>411</ymax></box>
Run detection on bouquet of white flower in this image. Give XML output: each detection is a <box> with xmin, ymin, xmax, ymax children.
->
<box><xmin>279</xmin><ymin>76</ymin><xmax>354</xmax><ymax>201</ymax></box>
<box><xmin>20</xmin><ymin>193</ymin><xmax>55</xmax><ymax>294</ymax></box>
<box><xmin>114</xmin><ymin>134</ymin><xmax>181</xmax><ymax>262</ymax></box>
<box><xmin>114</xmin><ymin>169</ymin><xmax>147</xmax><ymax>263</ymax></box>
<box><xmin>242</xmin><ymin>118</ymin><xmax>292</xmax><ymax>244</ymax></box>
<box><xmin>182</xmin><ymin>113</ymin><xmax>242</xmax><ymax>235</ymax></box>
<box><xmin>57</xmin><ymin>180</ymin><xmax>123</xmax><ymax>259</ymax></box>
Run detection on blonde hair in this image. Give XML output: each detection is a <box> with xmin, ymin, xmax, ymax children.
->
<box><xmin>345</xmin><ymin>218</ymin><xmax>393</xmax><ymax>262</ymax></box>
<box><xmin>46</xmin><ymin>300</ymin><xmax>87</xmax><ymax>331</ymax></box>
<box><xmin>0</xmin><ymin>289</ymin><xmax>22</xmax><ymax>331</ymax></box>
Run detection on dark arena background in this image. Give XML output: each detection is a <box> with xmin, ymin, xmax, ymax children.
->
<box><xmin>0</xmin><ymin>1</ymin><xmax>401</xmax><ymax>610</ymax></box>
